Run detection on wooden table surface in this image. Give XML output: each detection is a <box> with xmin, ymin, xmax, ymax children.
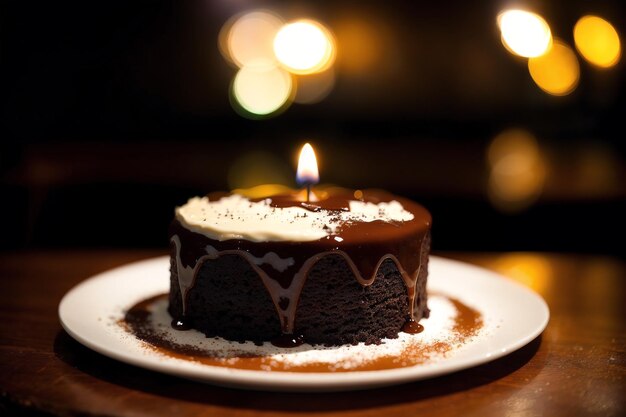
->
<box><xmin>0</xmin><ymin>250</ymin><xmax>624</xmax><ymax>417</ymax></box>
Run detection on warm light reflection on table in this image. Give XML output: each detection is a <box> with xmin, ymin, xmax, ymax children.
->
<box><xmin>1</xmin><ymin>251</ymin><xmax>624</xmax><ymax>416</ymax></box>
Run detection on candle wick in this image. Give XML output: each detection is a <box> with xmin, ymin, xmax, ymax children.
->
<box><xmin>306</xmin><ymin>185</ymin><xmax>311</xmax><ymax>203</ymax></box>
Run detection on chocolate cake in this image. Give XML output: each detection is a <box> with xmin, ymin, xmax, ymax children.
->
<box><xmin>168</xmin><ymin>188</ymin><xmax>431</xmax><ymax>347</ymax></box>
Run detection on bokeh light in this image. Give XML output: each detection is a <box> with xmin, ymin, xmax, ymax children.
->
<box><xmin>489</xmin><ymin>254</ymin><xmax>552</xmax><ymax>294</ymax></box>
<box><xmin>232</xmin><ymin>184</ymin><xmax>294</xmax><ymax>199</ymax></box>
<box><xmin>574</xmin><ymin>16</ymin><xmax>621</xmax><ymax>68</ymax></box>
<box><xmin>498</xmin><ymin>10</ymin><xmax>552</xmax><ymax>58</ymax></box>
<box><xmin>232</xmin><ymin>66</ymin><xmax>293</xmax><ymax>116</ymax></box>
<box><xmin>487</xmin><ymin>129</ymin><xmax>547</xmax><ymax>212</ymax></box>
<box><xmin>219</xmin><ymin>12</ymin><xmax>337</xmax><ymax>117</ymax></box>
<box><xmin>220</xmin><ymin>11</ymin><xmax>283</xmax><ymax>68</ymax></box>
<box><xmin>293</xmin><ymin>68</ymin><xmax>335</xmax><ymax>104</ymax></box>
<box><xmin>228</xmin><ymin>151</ymin><xmax>294</xmax><ymax>190</ymax></box>
<box><xmin>274</xmin><ymin>20</ymin><xmax>335</xmax><ymax>74</ymax></box>
<box><xmin>488</xmin><ymin>128</ymin><xmax>540</xmax><ymax>167</ymax></box>
<box><xmin>334</xmin><ymin>19</ymin><xmax>384</xmax><ymax>75</ymax></box>
<box><xmin>528</xmin><ymin>40</ymin><xmax>580</xmax><ymax>96</ymax></box>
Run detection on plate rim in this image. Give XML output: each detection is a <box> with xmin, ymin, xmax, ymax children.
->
<box><xmin>58</xmin><ymin>255</ymin><xmax>549</xmax><ymax>391</ymax></box>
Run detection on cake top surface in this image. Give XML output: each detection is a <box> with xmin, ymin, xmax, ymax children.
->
<box><xmin>175</xmin><ymin>188</ymin><xmax>430</xmax><ymax>243</ymax></box>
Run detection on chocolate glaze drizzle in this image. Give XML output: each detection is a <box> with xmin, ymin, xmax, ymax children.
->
<box><xmin>170</xmin><ymin>189</ymin><xmax>432</xmax><ymax>345</ymax></box>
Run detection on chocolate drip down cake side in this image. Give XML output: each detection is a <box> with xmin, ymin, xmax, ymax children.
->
<box><xmin>168</xmin><ymin>188</ymin><xmax>432</xmax><ymax>347</ymax></box>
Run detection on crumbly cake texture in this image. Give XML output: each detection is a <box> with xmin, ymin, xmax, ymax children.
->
<box><xmin>168</xmin><ymin>190</ymin><xmax>431</xmax><ymax>346</ymax></box>
<box><xmin>168</xmin><ymin>228</ymin><xmax>430</xmax><ymax>346</ymax></box>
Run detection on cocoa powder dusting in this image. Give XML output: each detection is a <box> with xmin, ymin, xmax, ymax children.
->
<box><xmin>122</xmin><ymin>293</ymin><xmax>483</xmax><ymax>373</ymax></box>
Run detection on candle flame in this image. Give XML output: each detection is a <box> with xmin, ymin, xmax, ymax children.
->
<box><xmin>296</xmin><ymin>143</ymin><xmax>319</xmax><ymax>186</ymax></box>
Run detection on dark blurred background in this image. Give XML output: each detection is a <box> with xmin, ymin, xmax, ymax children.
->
<box><xmin>1</xmin><ymin>0</ymin><xmax>624</xmax><ymax>254</ymax></box>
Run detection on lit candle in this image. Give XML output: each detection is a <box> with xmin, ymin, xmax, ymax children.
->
<box><xmin>296</xmin><ymin>143</ymin><xmax>319</xmax><ymax>202</ymax></box>
<box><xmin>168</xmin><ymin>143</ymin><xmax>433</xmax><ymax>348</ymax></box>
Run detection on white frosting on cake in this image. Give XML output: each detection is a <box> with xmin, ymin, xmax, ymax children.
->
<box><xmin>175</xmin><ymin>194</ymin><xmax>414</xmax><ymax>242</ymax></box>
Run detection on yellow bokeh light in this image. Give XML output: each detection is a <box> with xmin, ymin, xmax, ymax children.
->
<box><xmin>232</xmin><ymin>66</ymin><xmax>293</xmax><ymax>116</ymax></box>
<box><xmin>487</xmin><ymin>129</ymin><xmax>547</xmax><ymax>212</ymax></box>
<box><xmin>574</xmin><ymin>15</ymin><xmax>621</xmax><ymax>68</ymax></box>
<box><xmin>220</xmin><ymin>12</ymin><xmax>338</xmax><ymax>117</ymax></box>
<box><xmin>498</xmin><ymin>10</ymin><xmax>552</xmax><ymax>58</ymax></box>
<box><xmin>233</xmin><ymin>184</ymin><xmax>294</xmax><ymax>199</ymax></box>
<box><xmin>528</xmin><ymin>40</ymin><xmax>580</xmax><ymax>96</ymax></box>
<box><xmin>274</xmin><ymin>20</ymin><xmax>335</xmax><ymax>74</ymax></box>
<box><xmin>488</xmin><ymin>128</ymin><xmax>540</xmax><ymax>168</ymax></box>
<box><xmin>488</xmin><ymin>154</ymin><xmax>546</xmax><ymax>207</ymax></box>
<box><xmin>221</xmin><ymin>11</ymin><xmax>283</xmax><ymax>68</ymax></box>
<box><xmin>334</xmin><ymin>19</ymin><xmax>383</xmax><ymax>74</ymax></box>
<box><xmin>489</xmin><ymin>254</ymin><xmax>552</xmax><ymax>295</ymax></box>
<box><xmin>228</xmin><ymin>152</ymin><xmax>294</xmax><ymax>191</ymax></box>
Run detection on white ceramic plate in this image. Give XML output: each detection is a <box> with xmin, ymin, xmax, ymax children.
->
<box><xmin>59</xmin><ymin>255</ymin><xmax>549</xmax><ymax>391</ymax></box>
